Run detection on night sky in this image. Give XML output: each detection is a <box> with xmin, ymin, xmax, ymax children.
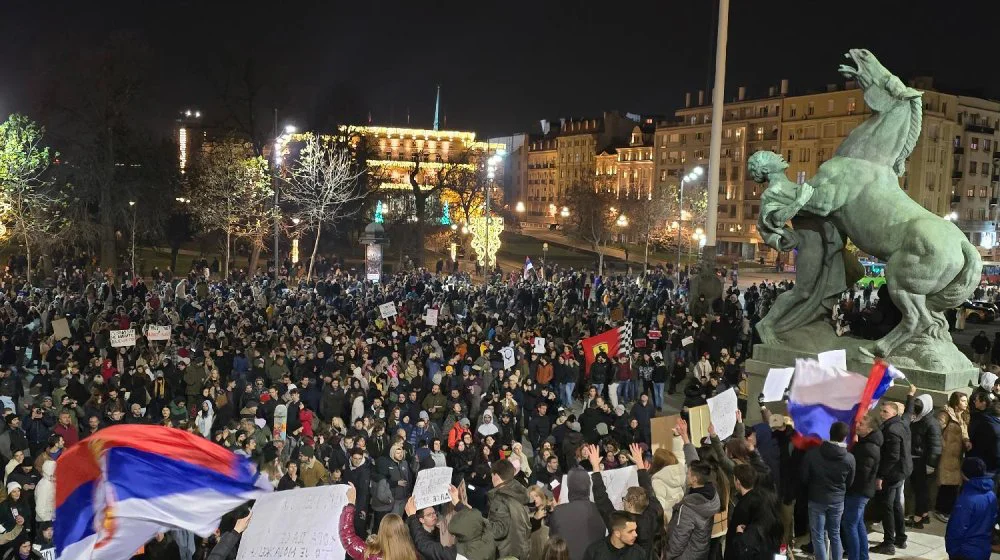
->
<box><xmin>2</xmin><ymin>0</ymin><xmax>998</xmax><ymax>139</ymax></box>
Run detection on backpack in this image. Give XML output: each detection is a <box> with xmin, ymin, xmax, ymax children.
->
<box><xmin>370</xmin><ymin>477</ymin><xmax>393</xmax><ymax>511</ymax></box>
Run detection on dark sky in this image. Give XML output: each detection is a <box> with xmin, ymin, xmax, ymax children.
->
<box><xmin>1</xmin><ymin>0</ymin><xmax>998</xmax><ymax>139</ymax></box>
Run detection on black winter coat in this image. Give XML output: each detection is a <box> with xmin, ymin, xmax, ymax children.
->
<box><xmin>803</xmin><ymin>442</ymin><xmax>855</xmax><ymax>505</ymax></box>
<box><xmin>911</xmin><ymin>414</ymin><xmax>942</xmax><ymax>467</ymax></box>
<box><xmin>968</xmin><ymin>413</ymin><xmax>1000</xmax><ymax>473</ymax></box>
<box><xmin>848</xmin><ymin>429</ymin><xmax>882</xmax><ymax>498</ymax></box>
<box><xmin>878</xmin><ymin>415</ymin><xmax>913</xmax><ymax>484</ymax></box>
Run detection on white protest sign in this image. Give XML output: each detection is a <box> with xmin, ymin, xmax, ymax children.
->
<box><xmin>817</xmin><ymin>349</ymin><xmax>847</xmax><ymax>370</ymax></box>
<box><xmin>412</xmin><ymin>466</ymin><xmax>453</xmax><ymax>510</ymax></box>
<box><xmin>681</xmin><ymin>336</ymin><xmax>694</xmax><ymax>347</ymax></box>
<box><xmin>558</xmin><ymin>465</ymin><xmax>639</xmax><ymax>510</ymax></box>
<box><xmin>500</xmin><ymin>346</ymin><xmax>516</xmax><ymax>370</ymax></box>
<box><xmin>110</xmin><ymin>329</ymin><xmax>136</xmax><ymax>348</ymax></box>
<box><xmin>379</xmin><ymin>302</ymin><xmax>398</xmax><ymax>319</ymax></box>
<box><xmin>146</xmin><ymin>325</ymin><xmax>171</xmax><ymax>341</ymax></box>
<box><xmin>425</xmin><ymin>308</ymin><xmax>439</xmax><ymax>326</ymax></box>
<box><xmin>707</xmin><ymin>388</ymin><xmax>738</xmax><ymax>441</ymax></box>
<box><xmin>761</xmin><ymin>367</ymin><xmax>795</xmax><ymax>402</ymax></box>
<box><xmin>237</xmin><ymin>485</ymin><xmax>347</xmax><ymax>560</ymax></box>
<box><xmin>533</xmin><ymin>337</ymin><xmax>546</xmax><ymax>354</ymax></box>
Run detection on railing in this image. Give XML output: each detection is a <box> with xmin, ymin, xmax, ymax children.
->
<box><xmin>953</xmin><ymin>171</ymin><xmax>964</xmax><ymax>179</ymax></box>
<box><xmin>954</xmin><ymin>146</ymin><xmax>965</xmax><ymax>155</ymax></box>
<box><xmin>967</xmin><ymin>124</ymin><xmax>996</xmax><ymax>134</ymax></box>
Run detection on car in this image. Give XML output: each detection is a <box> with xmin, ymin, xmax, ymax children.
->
<box><xmin>857</xmin><ymin>275</ymin><xmax>886</xmax><ymax>289</ymax></box>
<box><xmin>962</xmin><ymin>300</ymin><xmax>997</xmax><ymax>323</ymax></box>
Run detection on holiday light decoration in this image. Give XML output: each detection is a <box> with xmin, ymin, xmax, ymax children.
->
<box><xmin>468</xmin><ymin>215</ymin><xmax>502</xmax><ymax>268</ymax></box>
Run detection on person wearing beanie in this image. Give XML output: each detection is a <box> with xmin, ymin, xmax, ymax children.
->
<box><xmin>946</xmin><ymin>457</ymin><xmax>997</xmax><ymax>560</ymax></box>
<box><xmin>0</xmin><ymin>481</ymin><xmax>31</xmax><ymax>538</ymax></box>
<box><xmin>549</xmin><ymin>466</ymin><xmax>607</xmax><ymax>560</ymax></box>
<box><xmin>298</xmin><ymin>447</ymin><xmax>328</xmax><ymax>488</ymax></box>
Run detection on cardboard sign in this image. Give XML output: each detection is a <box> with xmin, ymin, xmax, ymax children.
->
<box><xmin>648</xmin><ymin>330</ymin><xmax>661</xmax><ymax>340</ymax></box>
<box><xmin>707</xmin><ymin>388</ymin><xmax>738</xmax><ymax>441</ymax></box>
<box><xmin>500</xmin><ymin>346</ymin><xmax>516</xmax><ymax>370</ymax></box>
<box><xmin>146</xmin><ymin>325</ymin><xmax>171</xmax><ymax>341</ymax></box>
<box><xmin>52</xmin><ymin>318</ymin><xmax>71</xmax><ymax>340</ymax></box>
<box><xmin>681</xmin><ymin>336</ymin><xmax>694</xmax><ymax>347</ymax></box>
<box><xmin>425</xmin><ymin>308</ymin><xmax>439</xmax><ymax>326</ymax></box>
<box><xmin>412</xmin><ymin>467</ymin><xmax>453</xmax><ymax>510</ymax></box>
<box><xmin>688</xmin><ymin>405</ymin><xmax>712</xmax><ymax>448</ymax></box>
<box><xmin>236</xmin><ymin>485</ymin><xmax>348</xmax><ymax>560</ymax></box>
<box><xmin>533</xmin><ymin>337</ymin><xmax>546</xmax><ymax>354</ymax></box>
<box><xmin>110</xmin><ymin>329</ymin><xmax>136</xmax><ymax>348</ymax></box>
<box><xmin>379</xmin><ymin>302</ymin><xmax>397</xmax><ymax>319</ymax></box>
<box><xmin>558</xmin><ymin>465</ymin><xmax>639</xmax><ymax>510</ymax></box>
<box><xmin>761</xmin><ymin>367</ymin><xmax>795</xmax><ymax>402</ymax></box>
<box><xmin>650</xmin><ymin>415</ymin><xmax>678</xmax><ymax>455</ymax></box>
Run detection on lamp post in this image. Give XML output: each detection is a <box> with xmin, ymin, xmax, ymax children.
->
<box><xmin>675</xmin><ymin>166</ymin><xmax>705</xmax><ymax>280</ymax></box>
<box><xmin>129</xmin><ymin>201</ymin><xmax>137</xmax><ymax>280</ymax></box>
<box><xmin>542</xmin><ymin>242</ymin><xmax>549</xmax><ymax>280</ymax></box>
<box><xmin>273</xmin><ymin>123</ymin><xmax>296</xmax><ymax>282</ymax></box>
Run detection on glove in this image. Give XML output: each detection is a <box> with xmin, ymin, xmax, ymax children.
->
<box><xmin>926</xmin><ymin>465</ymin><xmax>935</xmax><ymax>475</ymax></box>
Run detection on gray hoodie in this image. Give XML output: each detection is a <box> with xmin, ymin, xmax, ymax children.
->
<box><xmin>665</xmin><ymin>484</ymin><xmax>721</xmax><ymax>560</ymax></box>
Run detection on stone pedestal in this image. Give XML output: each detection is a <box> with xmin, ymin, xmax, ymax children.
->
<box><xmin>690</xmin><ymin>245</ymin><xmax>723</xmax><ymax>307</ymax></box>
<box><xmin>743</xmin><ymin>330</ymin><xmax>978</xmax><ymax>425</ymax></box>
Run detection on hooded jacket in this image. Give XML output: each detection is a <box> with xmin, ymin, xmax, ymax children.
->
<box><xmin>910</xmin><ymin>394</ymin><xmax>942</xmax><ymax>467</ymax></box>
<box><xmin>486</xmin><ymin>480</ymin><xmax>531</xmax><ymax>559</ymax></box>
<box><xmin>803</xmin><ymin>441</ymin><xmax>855</xmax><ymax>505</ymax></box>
<box><xmin>664</xmin><ymin>484</ymin><xmax>721</xmax><ymax>560</ymax></box>
<box><xmin>652</xmin><ymin>446</ymin><xmax>688</xmax><ymax>523</ymax></box>
<box><xmin>549</xmin><ymin>468</ymin><xmax>607</xmax><ymax>560</ymax></box>
<box><xmin>449</xmin><ymin>507</ymin><xmax>498</xmax><ymax>560</ymax></box>
<box><xmin>848</xmin><ymin>429</ymin><xmax>882</xmax><ymax>499</ymax></box>
<box><xmin>946</xmin><ymin>476</ymin><xmax>997</xmax><ymax>560</ymax></box>
<box><xmin>33</xmin><ymin>461</ymin><xmax>55</xmax><ymax>522</ymax></box>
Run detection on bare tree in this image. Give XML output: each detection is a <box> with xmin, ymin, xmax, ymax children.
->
<box><xmin>188</xmin><ymin>137</ymin><xmax>271</xmax><ymax>279</ymax></box>
<box><xmin>0</xmin><ymin>115</ymin><xmax>69</xmax><ymax>284</ymax></box>
<box><xmin>283</xmin><ymin>134</ymin><xmax>365</xmax><ymax>279</ymax></box>
<box><xmin>562</xmin><ymin>181</ymin><xmax>617</xmax><ymax>275</ymax></box>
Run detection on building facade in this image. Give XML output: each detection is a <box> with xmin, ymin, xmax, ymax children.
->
<box><xmin>526</xmin><ymin>137</ymin><xmax>558</xmax><ymax>223</ymax></box>
<box><xmin>951</xmin><ymin>95</ymin><xmax>1000</xmax><ymax>254</ymax></box>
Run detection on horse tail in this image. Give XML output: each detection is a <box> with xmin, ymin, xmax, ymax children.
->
<box><xmin>927</xmin><ymin>241</ymin><xmax>982</xmax><ymax>311</ymax></box>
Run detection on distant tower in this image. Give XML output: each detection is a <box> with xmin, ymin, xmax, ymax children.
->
<box><xmin>433</xmin><ymin>85</ymin><xmax>441</xmax><ymax>131</ymax></box>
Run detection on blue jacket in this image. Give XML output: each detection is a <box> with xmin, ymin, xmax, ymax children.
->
<box><xmin>946</xmin><ymin>476</ymin><xmax>997</xmax><ymax>560</ymax></box>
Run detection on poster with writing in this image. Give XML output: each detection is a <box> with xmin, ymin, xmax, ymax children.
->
<box><xmin>146</xmin><ymin>325</ymin><xmax>171</xmax><ymax>341</ymax></box>
<box><xmin>648</xmin><ymin>330</ymin><xmax>661</xmax><ymax>340</ymax></box>
<box><xmin>500</xmin><ymin>347</ymin><xmax>516</xmax><ymax>370</ymax></box>
<box><xmin>110</xmin><ymin>329</ymin><xmax>136</xmax><ymax>348</ymax></box>
<box><xmin>237</xmin><ymin>485</ymin><xmax>348</xmax><ymax>560</ymax></box>
<box><xmin>558</xmin><ymin>465</ymin><xmax>639</xmax><ymax>510</ymax></box>
<box><xmin>681</xmin><ymin>336</ymin><xmax>694</xmax><ymax>347</ymax></box>
<box><xmin>412</xmin><ymin>467</ymin><xmax>453</xmax><ymax>510</ymax></box>
<box><xmin>52</xmin><ymin>318</ymin><xmax>71</xmax><ymax>340</ymax></box>
<box><xmin>533</xmin><ymin>337</ymin><xmax>546</xmax><ymax>354</ymax></box>
<box><xmin>688</xmin><ymin>405</ymin><xmax>712</xmax><ymax>448</ymax></box>
<box><xmin>707</xmin><ymin>388</ymin><xmax>738</xmax><ymax>441</ymax></box>
<box><xmin>817</xmin><ymin>349</ymin><xmax>847</xmax><ymax>370</ymax></box>
<box><xmin>761</xmin><ymin>367</ymin><xmax>795</xmax><ymax>402</ymax></box>
<box><xmin>425</xmin><ymin>309</ymin><xmax>439</xmax><ymax>326</ymax></box>
<box><xmin>379</xmin><ymin>302</ymin><xmax>398</xmax><ymax>319</ymax></box>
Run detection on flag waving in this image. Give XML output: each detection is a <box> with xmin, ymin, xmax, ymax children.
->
<box><xmin>56</xmin><ymin>425</ymin><xmax>271</xmax><ymax>560</ymax></box>
<box><xmin>524</xmin><ymin>256</ymin><xmax>534</xmax><ymax>279</ymax></box>
<box><xmin>581</xmin><ymin>322</ymin><xmax>632</xmax><ymax>373</ymax></box>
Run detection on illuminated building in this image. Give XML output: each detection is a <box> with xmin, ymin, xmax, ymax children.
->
<box><xmin>595</xmin><ymin>125</ymin><xmax>656</xmax><ymax>200</ymax></box>
<box><xmin>526</xmin><ymin>137</ymin><xmax>557</xmax><ymax>223</ymax></box>
<box><xmin>176</xmin><ymin>108</ymin><xmax>207</xmax><ymax>175</ymax></box>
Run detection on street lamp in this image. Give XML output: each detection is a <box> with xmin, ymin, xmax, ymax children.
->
<box><xmin>945</xmin><ymin>212</ymin><xmax>958</xmax><ymax>221</ymax></box>
<box><xmin>516</xmin><ymin>201</ymin><xmax>525</xmax><ymax>213</ymax></box>
<box><xmin>676</xmin><ymin>166</ymin><xmax>705</xmax><ymax>279</ymax></box>
<box><xmin>542</xmin><ymin>242</ymin><xmax>549</xmax><ymax>280</ymax></box>
<box><xmin>128</xmin><ymin>201</ymin><xmax>137</xmax><ymax>280</ymax></box>
<box><xmin>272</xmin><ymin>123</ymin><xmax>296</xmax><ymax>281</ymax></box>
<box><xmin>560</xmin><ymin>206</ymin><xmax>570</xmax><ymax>218</ymax></box>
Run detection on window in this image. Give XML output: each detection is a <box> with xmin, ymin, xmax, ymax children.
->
<box><xmin>971</xmin><ymin>137</ymin><xmax>979</xmax><ymax>150</ymax></box>
<box><xmin>786</xmin><ymin>150</ymin><xmax>793</xmax><ymax>162</ymax></box>
<box><xmin>984</xmin><ymin>163</ymin><xmax>991</xmax><ymax>177</ymax></box>
<box><xmin>659</xmin><ymin>170</ymin><xmax>667</xmax><ymax>181</ymax></box>
<box><xmin>986</xmin><ymin>139</ymin><xmax>993</xmax><ymax>152</ymax></box>
<box><xmin>669</xmin><ymin>133</ymin><xmax>680</xmax><ymax>143</ymax></box>
<box><xmin>847</xmin><ymin>98</ymin><xmax>856</xmax><ymax>114</ymax></box>
<box><xmin>790</xmin><ymin>105</ymin><xmax>797</xmax><ymax>118</ymax></box>
<box><xmin>970</xmin><ymin>161</ymin><xmax>978</xmax><ymax>174</ymax></box>
<box><xmin>954</xmin><ymin>136</ymin><xmax>962</xmax><ymax>148</ymax></box>
<box><xmin>807</xmin><ymin>102</ymin><xmax>815</xmax><ymax>116</ymax></box>
<box><xmin>796</xmin><ymin>171</ymin><xmax>806</xmax><ymax>185</ymax></box>
<box><xmin>967</xmin><ymin>187</ymin><xmax>975</xmax><ymax>197</ymax></box>
<box><xmin>756</xmin><ymin>126</ymin><xmax>764</xmax><ymax>139</ymax></box>
<box><xmin>827</xmin><ymin>99</ymin><xmax>835</xmax><ymax>112</ymax></box>
<box><xmin>980</xmin><ymin>208</ymin><xmax>988</xmax><ymax>220</ymax></box>
<box><xmin>981</xmin><ymin>187</ymin><xmax>989</xmax><ymax>198</ymax></box>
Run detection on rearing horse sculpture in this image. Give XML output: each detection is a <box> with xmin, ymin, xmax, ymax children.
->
<box><xmin>760</xmin><ymin>49</ymin><xmax>981</xmax><ymax>361</ymax></box>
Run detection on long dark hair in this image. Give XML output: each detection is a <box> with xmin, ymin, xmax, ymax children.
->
<box><xmin>542</xmin><ymin>536</ymin><xmax>570</xmax><ymax>560</ymax></box>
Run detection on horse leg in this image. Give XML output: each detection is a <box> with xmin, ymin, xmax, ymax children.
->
<box><xmin>867</xmin><ymin>289</ymin><xmax>933</xmax><ymax>358</ymax></box>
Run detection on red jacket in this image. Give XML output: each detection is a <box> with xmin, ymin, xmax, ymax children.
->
<box><xmin>448</xmin><ymin>422</ymin><xmax>470</xmax><ymax>450</ymax></box>
<box><xmin>340</xmin><ymin>504</ymin><xmax>380</xmax><ymax>560</ymax></box>
<box><xmin>54</xmin><ymin>422</ymin><xmax>79</xmax><ymax>448</ymax></box>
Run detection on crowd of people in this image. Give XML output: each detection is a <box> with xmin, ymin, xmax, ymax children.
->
<box><xmin>0</xmin><ymin>253</ymin><xmax>998</xmax><ymax>560</ymax></box>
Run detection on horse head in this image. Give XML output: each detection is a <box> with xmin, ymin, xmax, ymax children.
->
<box><xmin>837</xmin><ymin>49</ymin><xmax>923</xmax><ymax>176</ymax></box>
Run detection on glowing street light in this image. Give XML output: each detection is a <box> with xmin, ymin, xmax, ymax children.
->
<box><xmin>560</xmin><ymin>207</ymin><xmax>570</xmax><ymax>218</ymax></box>
<box><xmin>616</xmin><ymin>214</ymin><xmax>629</xmax><ymax>228</ymax></box>
<box><xmin>515</xmin><ymin>201</ymin><xmax>525</xmax><ymax>213</ymax></box>
<box><xmin>945</xmin><ymin>212</ymin><xmax>958</xmax><ymax>221</ymax></box>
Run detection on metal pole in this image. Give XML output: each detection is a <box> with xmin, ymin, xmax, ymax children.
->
<box><xmin>273</xmin><ymin>109</ymin><xmax>280</xmax><ymax>282</ymax></box>
<box><xmin>131</xmin><ymin>207</ymin><xmax>136</xmax><ymax>280</ymax></box>
<box><xmin>675</xmin><ymin>177</ymin><xmax>685</xmax><ymax>279</ymax></box>
<box><xmin>705</xmin><ymin>0</ymin><xmax>729</xmax><ymax>248</ymax></box>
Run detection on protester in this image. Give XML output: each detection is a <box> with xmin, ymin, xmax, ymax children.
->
<box><xmin>945</xmin><ymin>457</ymin><xmax>997</xmax><ymax>560</ymax></box>
<box><xmin>549</xmin><ymin>467</ymin><xmax>606</xmax><ymax>560</ymax></box>
<box><xmin>803</xmin><ymin>421</ymin><xmax>855</xmax><ymax>560</ymax></box>
<box><xmin>870</xmin><ymin>390</ymin><xmax>913</xmax><ymax>555</ymax></box>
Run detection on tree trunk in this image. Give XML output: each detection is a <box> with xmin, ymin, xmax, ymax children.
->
<box><xmin>170</xmin><ymin>247</ymin><xmax>179</xmax><ymax>273</ymax></box>
<box><xmin>308</xmin><ymin>223</ymin><xmax>322</xmax><ymax>280</ymax></box>
<box><xmin>249</xmin><ymin>242</ymin><xmax>261</xmax><ymax>276</ymax></box>
<box><xmin>414</xmin><ymin>195</ymin><xmax>427</xmax><ymax>267</ymax></box>
<box><xmin>223</xmin><ymin>230</ymin><xmax>231</xmax><ymax>280</ymax></box>
<box><xmin>24</xmin><ymin>240</ymin><xmax>32</xmax><ymax>286</ymax></box>
<box><xmin>598</xmin><ymin>251</ymin><xmax>604</xmax><ymax>277</ymax></box>
<box><xmin>644</xmin><ymin>235</ymin><xmax>650</xmax><ymax>275</ymax></box>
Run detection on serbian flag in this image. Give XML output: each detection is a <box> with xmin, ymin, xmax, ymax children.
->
<box><xmin>524</xmin><ymin>256</ymin><xmax>534</xmax><ymax>279</ymax></box>
<box><xmin>56</xmin><ymin>425</ymin><xmax>270</xmax><ymax>560</ymax></box>
<box><xmin>581</xmin><ymin>322</ymin><xmax>633</xmax><ymax>374</ymax></box>
<box><xmin>788</xmin><ymin>358</ymin><xmax>904</xmax><ymax>448</ymax></box>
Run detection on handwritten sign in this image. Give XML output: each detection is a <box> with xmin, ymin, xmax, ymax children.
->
<box><xmin>425</xmin><ymin>308</ymin><xmax>439</xmax><ymax>326</ymax></box>
<box><xmin>146</xmin><ymin>325</ymin><xmax>171</xmax><ymax>341</ymax></box>
<box><xmin>648</xmin><ymin>330</ymin><xmax>661</xmax><ymax>340</ymax></box>
<box><xmin>681</xmin><ymin>336</ymin><xmax>694</xmax><ymax>347</ymax></box>
<box><xmin>558</xmin><ymin>465</ymin><xmax>639</xmax><ymax>510</ymax></box>
<box><xmin>237</xmin><ymin>485</ymin><xmax>347</xmax><ymax>560</ymax></box>
<box><xmin>110</xmin><ymin>329</ymin><xmax>136</xmax><ymax>348</ymax></box>
<box><xmin>688</xmin><ymin>405</ymin><xmax>712</xmax><ymax>448</ymax></box>
<box><xmin>500</xmin><ymin>346</ymin><xmax>516</xmax><ymax>370</ymax></box>
<box><xmin>533</xmin><ymin>337</ymin><xmax>546</xmax><ymax>354</ymax></box>
<box><xmin>379</xmin><ymin>302</ymin><xmax>397</xmax><ymax>319</ymax></box>
<box><xmin>817</xmin><ymin>349</ymin><xmax>847</xmax><ymax>370</ymax></box>
<box><xmin>707</xmin><ymin>388</ymin><xmax>738</xmax><ymax>441</ymax></box>
<box><xmin>412</xmin><ymin>467</ymin><xmax>453</xmax><ymax>510</ymax></box>
<box><xmin>761</xmin><ymin>367</ymin><xmax>795</xmax><ymax>402</ymax></box>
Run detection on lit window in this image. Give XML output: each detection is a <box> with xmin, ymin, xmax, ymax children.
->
<box><xmin>971</xmin><ymin>137</ymin><xmax>979</xmax><ymax>150</ymax></box>
<box><xmin>827</xmin><ymin>99</ymin><xmax>835</xmax><ymax>112</ymax></box>
<box><xmin>847</xmin><ymin>98</ymin><xmax>856</xmax><ymax>114</ymax></box>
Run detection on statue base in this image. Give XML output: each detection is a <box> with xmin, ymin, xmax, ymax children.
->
<box><xmin>743</xmin><ymin>322</ymin><xmax>978</xmax><ymax>424</ymax></box>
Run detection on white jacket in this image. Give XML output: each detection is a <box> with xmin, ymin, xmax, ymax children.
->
<box><xmin>35</xmin><ymin>461</ymin><xmax>55</xmax><ymax>522</ymax></box>
<box><xmin>651</xmin><ymin>438</ymin><xmax>688</xmax><ymax>523</ymax></box>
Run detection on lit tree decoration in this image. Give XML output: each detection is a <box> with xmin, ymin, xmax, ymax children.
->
<box><xmin>440</xmin><ymin>201</ymin><xmax>451</xmax><ymax>225</ymax></box>
<box><xmin>468</xmin><ymin>214</ymin><xmax>502</xmax><ymax>268</ymax></box>
<box><xmin>374</xmin><ymin>200</ymin><xmax>384</xmax><ymax>224</ymax></box>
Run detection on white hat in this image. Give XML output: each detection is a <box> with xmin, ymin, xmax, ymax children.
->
<box><xmin>6</xmin><ymin>481</ymin><xmax>20</xmax><ymax>493</ymax></box>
